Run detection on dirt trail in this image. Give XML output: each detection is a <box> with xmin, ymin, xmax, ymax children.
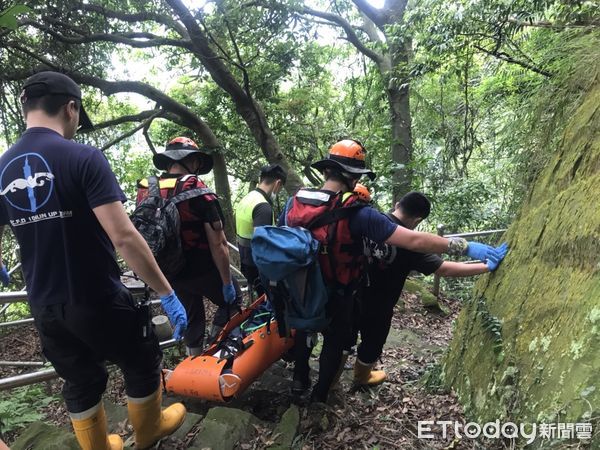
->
<box><xmin>1</xmin><ymin>288</ymin><xmax>503</xmax><ymax>449</ymax></box>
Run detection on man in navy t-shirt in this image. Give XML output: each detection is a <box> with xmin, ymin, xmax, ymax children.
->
<box><xmin>283</xmin><ymin>139</ymin><xmax>506</xmax><ymax>407</ymax></box>
<box><xmin>0</xmin><ymin>72</ymin><xmax>187</xmax><ymax>450</ymax></box>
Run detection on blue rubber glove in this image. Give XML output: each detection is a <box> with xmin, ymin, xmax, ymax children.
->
<box><xmin>160</xmin><ymin>291</ymin><xmax>187</xmax><ymax>341</ymax></box>
<box><xmin>222</xmin><ymin>282</ymin><xmax>237</xmax><ymax>305</ymax></box>
<box><xmin>465</xmin><ymin>241</ymin><xmax>496</xmax><ymax>261</ymax></box>
<box><xmin>0</xmin><ymin>265</ymin><xmax>10</xmax><ymax>287</ymax></box>
<box><xmin>487</xmin><ymin>243</ymin><xmax>509</xmax><ymax>271</ymax></box>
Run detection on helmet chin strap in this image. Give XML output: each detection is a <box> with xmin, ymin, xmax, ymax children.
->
<box><xmin>341</xmin><ymin>173</ymin><xmax>359</xmax><ymax>191</ymax></box>
<box><xmin>180</xmin><ymin>158</ymin><xmax>205</xmax><ymax>175</ymax></box>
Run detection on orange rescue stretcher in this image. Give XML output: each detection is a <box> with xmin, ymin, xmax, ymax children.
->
<box><xmin>163</xmin><ymin>294</ymin><xmax>294</xmax><ymax>402</ymax></box>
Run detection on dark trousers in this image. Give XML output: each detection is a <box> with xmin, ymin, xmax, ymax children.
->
<box><xmin>171</xmin><ymin>267</ymin><xmax>242</xmax><ymax>349</ymax></box>
<box><xmin>240</xmin><ymin>263</ymin><xmax>265</xmax><ymax>298</ymax></box>
<box><xmin>30</xmin><ymin>288</ymin><xmax>162</xmax><ymax>413</ymax></box>
<box><xmin>293</xmin><ymin>293</ymin><xmax>355</xmax><ymax>403</ymax></box>
<box><xmin>356</xmin><ymin>286</ymin><xmax>397</xmax><ymax>364</ymax></box>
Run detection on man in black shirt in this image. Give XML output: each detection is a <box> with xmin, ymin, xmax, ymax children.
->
<box><xmin>355</xmin><ymin>192</ymin><xmax>508</xmax><ymax>387</ymax></box>
<box><xmin>0</xmin><ymin>72</ymin><xmax>187</xmax><ymax>450</ymax></box>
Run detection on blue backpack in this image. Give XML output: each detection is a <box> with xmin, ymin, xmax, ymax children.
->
<box><xmin>252</xmin><ymin>225</ymin><xmax>330</xmax><ymax>334</ymax></box>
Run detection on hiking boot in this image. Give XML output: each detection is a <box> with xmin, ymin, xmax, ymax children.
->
<box><xmin>353</xmin><ymin>358</ymin><xmax>387</xmax><ymax>388</ymax></box>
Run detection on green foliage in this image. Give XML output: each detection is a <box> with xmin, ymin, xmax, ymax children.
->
<box><xmin>0</xmin><ymin>385</ymin><xmax>56</xmax><ymax>434</ymax></box>
<box><xmin>0</xmin><ymin>4</ymin><xmax>31</xmax><ymax>30</ymax></box>
<box><xmin>421</xmin><ymin>362</ymin><xmax>446</xmax><ymax>394</ymax></box>
<box><xmin>0</xmin><ymin>229</ymin><xmax>24</xmax><ymax>293</ymax></box>
<box><xmin>0</xmin><ymin>0</ymin><xmax>597</xmax><ymax>289</ymax></box>
<box><xmin>474</xmin><ymin>297</ymin><xmax>503</xmax><ymax>355</ymax></box>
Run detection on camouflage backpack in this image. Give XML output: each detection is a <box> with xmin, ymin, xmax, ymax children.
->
<box><xmin>131</xmin><ymin>176</ymin><xmax>213</xmax><ymax>278</ymax></box>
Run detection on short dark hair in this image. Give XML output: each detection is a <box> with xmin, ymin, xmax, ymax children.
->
<box><xmin>398</xmin><ymin>191</ymin><xmax>431</xmax><ymax>219</ymax></box>
<box><xmin>22</xmin><ymin>94</ymin><xmax>80</xmax><ymax>117</ymax></box>
<box><xmin>259</xmin><ymin>164</ymin><xmax>287</xmax><ymax>184</ymax></box>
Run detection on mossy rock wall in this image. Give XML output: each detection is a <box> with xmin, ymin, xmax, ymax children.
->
<box><xmin>443</xmin><ymin>83</ymin><xmax>600</xmax><ymax>433</ymax></box>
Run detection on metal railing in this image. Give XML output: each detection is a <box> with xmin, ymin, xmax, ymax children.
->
<box><xmin>0</xmin><ymin>338</ymin><xmax>178</xmax><ymax>391</ymax></box>
<box><xmin>431</xmin><ymin>225</ymin><xmax>507</xmax><ymax>298</ymax></box>
<box><xmin>0</xmin><ymin>242</ymin><xmax>246</xmax><ymax>329</ymax></box>
<box><xmin>0</xmin><ymin>242</ymin><xmax>249</xmax><ymax>389</ymax></box>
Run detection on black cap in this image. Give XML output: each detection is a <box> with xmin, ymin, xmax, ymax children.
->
<box><xmin>260</xmin><ymin>164</ymin><xmax>287</xmax><ymax>183</ymax></box>
<box><xmin>21</xmin><ymin>71</ymin><xmax>93</xmax><ymax>131</ymax></box>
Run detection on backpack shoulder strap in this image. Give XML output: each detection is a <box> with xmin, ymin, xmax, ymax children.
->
<box><xmin>283</xmin><ymin>197</ymin><xmax>294</xmax><ymax>227</ymax></box>
<box><xmin>170</xmin><ymin>187</ymin><xmax>215</xmax><ymax>205</ymax></box>
<box><xmin>147</xmin><ymin>176</ymin><xmax>161</xmax><ymax>197</ymax></box>
<box><xmin>306</xmin><ymin>203</ymin><xmax>365</xmax><ymax>230</ymax></box>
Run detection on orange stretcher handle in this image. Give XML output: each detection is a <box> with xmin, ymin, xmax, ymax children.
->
<box><xmin>164</xmin><ymin>355</ymin><xmax>228</xmax><ymax>402</ymax></box>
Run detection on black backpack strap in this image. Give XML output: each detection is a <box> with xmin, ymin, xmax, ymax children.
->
<box><xmin>306</xmin><ymin>203</ymin><xmax>365</xmax><ymax>230</ymax></box>
<box><xmin>169</xmin><ymin>187</ymin><xmax>215</xmax><ymax>205</ymax></box>
<box><xmin>147</xmin><ymin>176</ymin><xmax>161</xmax><ymax>197</ymax></box>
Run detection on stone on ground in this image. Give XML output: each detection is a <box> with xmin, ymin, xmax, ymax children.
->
<box><xmin>11</xmin><ymin>421</ymin><xmax>79</xmax><ymax>450</ymax></box>
<box><xmin>189</xmin><ymin>406</ymin><xmax>260</xmax><ymax>450</ymax></box>
<box><xmin>268</xmin><ymin>405</ymin><xmax>300</xmax><ymax>449</ymax></box>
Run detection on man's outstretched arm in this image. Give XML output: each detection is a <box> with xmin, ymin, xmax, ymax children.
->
<box><xmin>435</xmin><ymin>261</ymin><xmax>489</xmax><ymax>277</ymax></box>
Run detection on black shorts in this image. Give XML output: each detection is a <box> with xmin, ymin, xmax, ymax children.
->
<box><xmin>30</xmin><ymin>288</ymin><xmax>162</xmax><ymax>413</ymax></box>
<box><xmin>171</xmin><ymin>267</ymin><xmax>242</xmax><ymax>349</ymax></box>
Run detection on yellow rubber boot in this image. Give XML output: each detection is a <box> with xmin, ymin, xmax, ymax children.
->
<box><xmin>127</xmin><ymin>389</ymin><xmax>186</xmax><ymax>449</ymax></box>
<box><xmin>70</xmin><ymin>403</ymin><xmax>123</xmax><ymax>450</ymax></box>
<box><xmin>353</xmin><ymin>359</ymin><xmax>387</xmax><ymax>387</ymax></box>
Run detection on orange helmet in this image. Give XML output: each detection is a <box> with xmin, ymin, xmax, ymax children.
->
<box><xmin>354</xmin><ymin>183</ymin><xmax>372</xmax><ymax>202</ymax></box>
<box><xmin>166</xmin><ymin>136</ymin><xmax>199</xmax><ymax>150</ymax></box>
<box><xmin>153</xmin><ymin>136</ymin><xmax>214</xmax><ymax>174</ymax></box>
<box><xmin>311</xmin><ymin>139</ymin><xmax>376</xmax><ymax>180</ymax></box>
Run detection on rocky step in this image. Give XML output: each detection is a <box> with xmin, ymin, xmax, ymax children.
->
<box><xmin>11</xmin><ymin>402</ymin><xmax>299</xmax><ymax>450</ymax></box>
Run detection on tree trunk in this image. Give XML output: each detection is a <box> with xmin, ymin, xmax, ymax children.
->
<box><xmin>211</xmin><ymin>152</ymin><xmax>235</xmax><ymax>242</ymax></box>
<box><xmin>387</xmin><ymin>82</ymin><xmax>413</xmax><ymax>200</ymax></box>
<box><xmin>384</xmin><ymin>45</ymin><xmax>413</xmax><ymax>201</ymax></box>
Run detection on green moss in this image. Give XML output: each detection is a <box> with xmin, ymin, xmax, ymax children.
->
<box><xmin>404</xmin><ymin>278</ymin><xmax>439</xmax><ymax>307</ymax></box>
<box><xmin>443</xmin><ymin>82</ymin><xmax>600</xmax><ymax>445</ymax></box>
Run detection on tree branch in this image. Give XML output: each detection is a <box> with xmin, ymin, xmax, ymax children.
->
<box><xmin>1</xmin><ymin>49</ymin><xmax>221</xmax><ymax>147</ymax></box>
<box><xmin>143</xmin><ymin>121</ymin><xmax>157</xmax><ymax>155</ymax></box>
<box><xmin>474</xmin><ymin>44</ymin><xmax>552</xmax><ymax>77</ymax></box>
<box><xmin>351</xmin><ymin>0</ymin><xmax>387</xmax><ymax>28</ymax></box>
<box><xmin>100</xmin><ymin>111</ymin><xmax>162</xmax><ymax>152</ymax></box>
<box><xmin>87</xmin><ymin>110</ymin><xmax>163</xmax><ymax>132</ymax></box>
<box><xmin>22</xmin><ymin>20</ymin><xmax>193</xmax><ymax>50</ymax></box>
<box><xmin>165</xmin><ymin>0</ymin><xmax>304</xmax><ymax>192</ymax></box>
<box><xmin>74</xmin><ymin>3</ymin><xmax>189</xmax><ymax>38</ymax></box>
<box><xmin>359</xmin><ymin>13</ymin><xmax>385</xmax><ymax>44</ymax></box>
<box><xmin>300</xmin><ymin>6</ymin><xmax>384</xmax><ymax>65</ymax></box>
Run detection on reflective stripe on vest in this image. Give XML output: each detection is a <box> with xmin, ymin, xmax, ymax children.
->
<box><xmin>235</xmin><ymin>190</ymin><xmax>271</xmax><ymax>242</ymax></box>
<box><xmin>138</xmin><ymin>177</ymin><xmax>178</xmax><ymax>190</ymax></box>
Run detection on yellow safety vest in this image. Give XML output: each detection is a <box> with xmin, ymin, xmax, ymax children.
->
<box><xmin>235</xmin><ymin>190</ymin><xmax>273</xmax><ymax>245</ymax></box>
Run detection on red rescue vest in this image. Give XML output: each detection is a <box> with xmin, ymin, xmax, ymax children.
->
<box><xmin>136</xmin><ymin>175</ymin><xmax>219</xmax><ymax>251</ymax></box>
<box><xmin>286</xmin><ymin>188</ymin><xmax>365</xmax><ymax>288</ymax></box>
